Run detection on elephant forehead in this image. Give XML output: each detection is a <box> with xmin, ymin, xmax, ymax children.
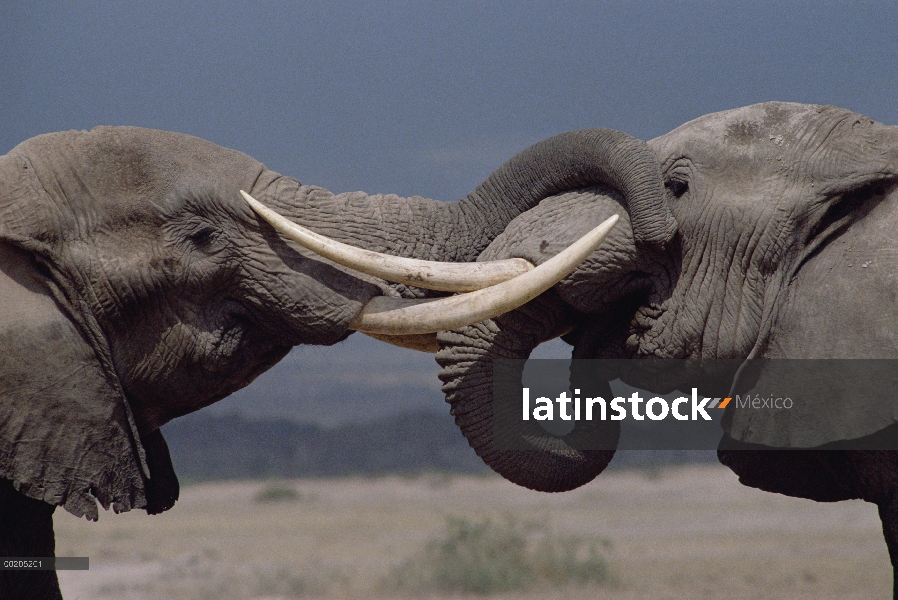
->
<box><xmin>17</xmin><ymin>126</ymin><xmax>266</xmax><ymax>229</ymax></box>
<box><xmin>649</xmin><ymin>102</ymin><xmax>834</xmax><ymax>159</ymax></box>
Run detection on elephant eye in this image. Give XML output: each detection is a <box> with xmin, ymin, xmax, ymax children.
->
<box><xmin>664</xmin><ymin>160</ymin><xmax>691</xmax><ymax>199</ymax></box>
<box><xmin>666</xmin><ymin>178</ymin><xmax>689</xmax><ymax>198</ymax></box>
<box><xmin>188</xmin><ymin>225</ymin><xmax>217</xmax><ymax>247</ymax></box>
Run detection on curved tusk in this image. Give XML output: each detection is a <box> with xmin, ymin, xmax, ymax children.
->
<box><xmin>361</xmin><ymin>332</ymin><xmax>441</xmax><ymax>353</ymax></box>
<box><xmin>241</xmin><ymin>190</ymin><xmax>534</xmax><ymax>292</ymax></box>
<box><xmin>362</xmin><ymin>323</ymin><xmax>574</xmax><ymax>355</ymax></box>
<box><xmin>350</xmin><ymin>215</ymin><xmax>619</xmax><ymax>335</ymax></box>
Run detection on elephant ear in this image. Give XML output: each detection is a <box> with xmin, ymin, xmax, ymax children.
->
<box><xmin>0</xmin><ymin>153</ymin><xmax>172</xmax><ymax>520</ymax></box>
<box><xmin>725</xmin><ymin>122</ymin><xmax>898</xmax><ymax>447</ymax></box>
<box><xmin>0</xmin><ymin>240</ymin><xmax>154</xmax><ymax>520</ymax></box>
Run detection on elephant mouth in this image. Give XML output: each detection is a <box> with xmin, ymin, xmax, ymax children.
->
<box><xmin>241</xmin><ymin>190</ymin><xmax>619</xmax><ymax>349</ymax></box>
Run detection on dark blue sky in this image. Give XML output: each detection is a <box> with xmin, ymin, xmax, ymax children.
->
<box><xmin>4</xmin><ymin>2</ymin><xmax>898</xmax><ymax>423</ymax></box>
<box><xmin>6</xmin><ymin>2</ymin><xmax>897</xmax><ymax>199</ymax></box>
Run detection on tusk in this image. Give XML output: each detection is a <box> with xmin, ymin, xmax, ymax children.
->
<box><xmin>349</xmin><ymin>215</ymin><xmax>619</xmax><ymax>335</ymax></box>
<box><xmin>361</xmin><ymin>332</ymin><xmax>441</xmax><ymax>353</ymax></box>
<box><xmin>361</xmin><ymin>322</ymin><xmax>573</xmax><ymax>355</ymax></box>
<box><xmin>241</xmin><ymin>190</ymin><xmax>533</xmax><ymax>292</ymax></box>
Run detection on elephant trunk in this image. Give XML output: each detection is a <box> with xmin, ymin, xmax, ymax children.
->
<box><xmin>433</xmin><ymin>131</ymin><xmax>670</xmax><ymax>490</ymax></box>
<box><xmin>461</xmin><ymin>129</ymin><xmax>676</xmax><ymax>249</ymax></box>
<box><xmin>257</xmin><ymin>129</ymin><xmax>674</xmax><ymax>269</ymax></box>
<box><xmin>436</xmin><ymin>296</ymin><xmax>619</xmax><ymax>492</ymax></box>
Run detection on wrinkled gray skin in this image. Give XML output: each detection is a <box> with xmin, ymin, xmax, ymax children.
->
<box><xmin>436</xmin><ymin>102</ymin><xmax>898</xmax><ymax>594</ymax></box>
<box><xmin>0</xmin><ymin>125</ymin><xmax>669</xmax><ymax>598</ymax></box>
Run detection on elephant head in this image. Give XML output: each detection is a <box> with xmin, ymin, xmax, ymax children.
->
<box><xmin>436</xmin><ymin>102</ymin><xmax>898</xmax><ymax>492</ymax></box>
<box><xmin>0</xmin><ymin>125</ymin><xmax>665</xmax><ymax>519</ymax></box>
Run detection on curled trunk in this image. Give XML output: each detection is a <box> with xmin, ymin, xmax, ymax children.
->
<box><xmin>256</xmin><ymin>129</ymin><xmax>675</xmax><ymax>268</ymax></box>
<box><xmin>432</xmin><ymin>133</ymin><xmax>672</xmax><ymax>491</ymax></box>
<box><xmin>462</xmin><ymin>129</ymin><xmax>676</xmax><ymax>247</ymax></box>
<box><xmin>436</xmin><ymin>295</ymin><xmax>620</xmax><ymax>492</ymax></box>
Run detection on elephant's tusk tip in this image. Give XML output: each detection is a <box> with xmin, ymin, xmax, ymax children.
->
<box><xmin>350</xmin><ymin>214</ymin><xmax>619</xmax><ymax>335</ymax></box>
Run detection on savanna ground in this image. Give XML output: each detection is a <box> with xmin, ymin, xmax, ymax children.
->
<box><xmin>54</xmin><ymin>464</ymin><xmax>891</xmax><ymax>599</ymax></box>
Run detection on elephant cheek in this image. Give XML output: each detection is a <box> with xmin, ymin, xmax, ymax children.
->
<box><xmin>436</xmin><ymin>315</ymin><xmax>619</xmax><ymax>493</ymax></box>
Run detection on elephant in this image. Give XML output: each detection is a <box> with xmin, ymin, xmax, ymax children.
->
<box><xmin>432</xmin><ymin>102</ymin><xmax>898</xmax><ymax>594</ymax></box>
<box><xmin>0</xmin><ymin>124</ymin><xmax>661</xmax><ymax>598</ymax></box>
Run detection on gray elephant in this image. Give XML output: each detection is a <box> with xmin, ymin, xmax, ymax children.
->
<box><xmin>433</xmin><ymin>102</ymin><xmax>898</xmax><ymax>594</ymax></box>
<box><xmin>0</xmin><ymin>125</ymin><xmax>656</xmax><ymax>598</ymax></box>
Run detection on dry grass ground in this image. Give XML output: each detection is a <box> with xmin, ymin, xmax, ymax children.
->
<box><xmin>54</xmin><ymin>464</ymin><xmax>892</xmax><ymax>599</ymax></box>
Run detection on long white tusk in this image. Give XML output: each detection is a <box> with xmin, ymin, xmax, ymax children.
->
<box><xmin>362</xmin><ymin>324</ymin><xmax>574</xmax><ymax>354</ymax></box>
<box><xmin>241</xmin><ymin>190</ymin><xmax>534</xmax><ymax>292</ymax></box>
<box><xmin>361</xmin><ymin>332</ymin><xmax>441</xmax><ymax>353</ymax></box>
<box><xmin>349</xmin><ymin>215</ymin><xmax>619</xmax><ymax>335</ymax></box>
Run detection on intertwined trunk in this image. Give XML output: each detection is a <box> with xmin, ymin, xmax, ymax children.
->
<box><xmin>256</xmin><ymin>129</ymin><xmax>674</xmax><ymax>265</ymax></box>
<box><xmin>426</xmin><ymin>133</ymin><xmax>671</xmax><ymax>491</ymax></box>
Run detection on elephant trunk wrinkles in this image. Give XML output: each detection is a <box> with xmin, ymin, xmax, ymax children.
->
<box><xmin>257</xmin><ymin>129</ymin><xmax>674</xmax><ymax>268</ymax></box>
<box><xmin>462</xmin><ymin>129</ymin><xmax>676</xmax><ymax>248</ymax></box>
<box><xmin>428</xmin><ymin>131</ymin><xmax>669</xmax><ymax>489</ymax></box>
<box><xmin>436</xmin><ymin>296</ymin><xmax>617</xmax><ymax>492</ymax></box>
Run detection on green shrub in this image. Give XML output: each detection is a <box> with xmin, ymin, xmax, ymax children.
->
<box><xmin>254</xmin><ymin>482</ymin><xmax>300</xmax><ymax>503</ymax></box>
<box><xmin>386</xmin><ymin>515</ymin><xmax>614</xmax><ymax>595</ymax></box>
<box><xmin>252</xmin><ymin>564</ymin><xmax>349</xmax><ymax>598</ymax></box>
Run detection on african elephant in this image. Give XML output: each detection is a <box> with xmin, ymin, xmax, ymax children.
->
<box><xmin>434</xmin><ymin>102</ymin><xmax>898</xmax><ymax>594</ymax></box>
<box><xmin>0</xmin><ymin>125</ymin><xmax>660</xmax><ymax>598</ymax></box>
